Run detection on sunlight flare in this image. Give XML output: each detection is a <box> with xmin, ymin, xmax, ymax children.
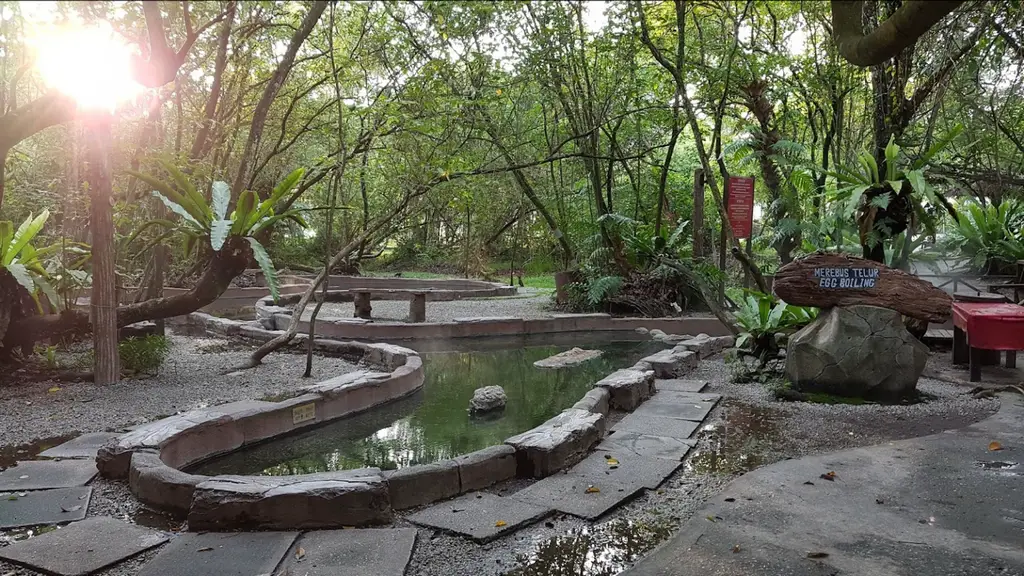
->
<box><xmin>31</xmin><ymin>22</ymin><xmax>142</xmax><ymax>111</ymax></box>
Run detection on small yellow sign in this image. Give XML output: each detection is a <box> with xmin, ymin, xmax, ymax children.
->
<box><xmin>292</xmin><ymin>403</ymin><xmax>316</xmax><ymax>424</ymax></box>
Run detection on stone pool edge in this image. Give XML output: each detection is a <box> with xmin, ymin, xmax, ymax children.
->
<box><xmin>96</xmin><ymin>316</ymin><xmax>733</xmax><ymax>530</ymax></box>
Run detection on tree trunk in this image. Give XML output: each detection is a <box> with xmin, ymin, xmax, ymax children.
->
<box><xmin>831</xmin><ymin>0</ymin><xmax>964</xmax><ymax>66</ymax></box>
<box><xmin>190</xmin><ymin>1</ymin><xmax>235</xmax><ymax>161</ymax></box>
<box><xmin>85</xmin><ymin>116</ymin><xmax>119</xmax><ymax>384</ymax></box>
<box><xmin>232</xmin><ymin>1</ymin><xmax>327</xmax><ymax>199</ymax></box>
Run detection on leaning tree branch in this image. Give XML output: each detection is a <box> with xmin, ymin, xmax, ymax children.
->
<box><xmin>830</xmin><ymin>0</ymin><xmax>964</xmax><ymax>67</ymax></box>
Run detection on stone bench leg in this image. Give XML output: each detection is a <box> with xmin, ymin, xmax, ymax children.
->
<box><xmin>354</xmin><ymin>292</ymin><xmax>372</xmax><ymax>320</ymax></box>
<box><xmin>409</xmin><ymin>293</ymin><xmax>426</xmax><ymax>323</ymax></box>
<box><xmin>952</xmin><ymin>327</ymin><xmax>968</xmax><ymax>365</ymax></box>
<box><xmin>1007</xmin><ymin>351</ymin><xmax>1017</xmax><ymax>369</ymax></box>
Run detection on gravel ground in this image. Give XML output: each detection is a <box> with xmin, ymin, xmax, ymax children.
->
<box><xmin>302</xmin><ymin>290</ymin><xmax>557</xmax><ymax>322</ymax></box>
<box><xmin>404</xmin><ymin>355</ymin><xmax>999</xmax><ymax>576</ymax></box>
<box><xmin>0</xmin><ymin>333</ymin><xmax>357</xmax><ymax>448</ymax></box>
<box><xmin>0</xmin><ymin>347</ymin><xmax>1000</xmax><ymax>576</ymax></box>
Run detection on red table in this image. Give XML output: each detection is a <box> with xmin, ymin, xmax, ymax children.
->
<box><xmin>951</xmin><ymin>302</ymin><xmax>1024</xmax><ymax>381</ymax></box>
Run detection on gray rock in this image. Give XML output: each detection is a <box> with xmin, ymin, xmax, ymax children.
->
<box><xmin>0</xmin><ymin>516</ymin><xmax>169</xmax><ymax>576</ymax></box>
<box><xmin>455</xmin><ymin>445</ymin><xmax>517</xmax><ymax>492</ymax></box>
<box><xmin>572</xmin><ymin>388</ymin><xmax>610</xmax><ymax>415</ymax></box>
<box><xmin>505</xmin><ymin>409</ymin><xmax>604</xmax><ymax>478</ymax></box>
<box><xmin>786</xmin><ymin>305</ymin><xmax>928</xmax><ymax>400</ymax></box>
<box><xmin>593</xmin><ymin>369</ymin><xmax>655</xmax><ymax>410</ymax></box>
<box><xmin>385</xmin><ymin>460</ymin><xmax>460</xmax><ymax>510</ymax></box>
<box><xmin>655</xmin><ymin>379</ymin><xmax>708</xmax><ymax>393</ymax></box>
<box><xmin>469</xmin><ymin>385</ymin><xmax>507</xmax><ymax>414</ymax></box>
<box><xmin>612</xmin><ymin>412</ymin><xmax>700</xmax><ymax>440</ymax></box>
<box><xmin>534</xmin><ymin>347</ymin><xmax>603</xmax><ymax>368</ymax></box>
<box><xmin>641</xmin><ymin>349</ymin><xmax>697</xmax><ymax>379</ymax></box>
<box><xmin>129</xmin><ymin>451</ymin><xmax>206</xmax><ymax>514</ymax></box>
<box><xmin>188</xmin><ymin>468</ymin><xmax>391</xmax><ymax>530</ymax></box>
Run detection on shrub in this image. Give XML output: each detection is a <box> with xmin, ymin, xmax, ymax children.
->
<box><xmin>119</xmin><ymin>335</ymin><xmax>170</xmax><ymax>375</ymax></box>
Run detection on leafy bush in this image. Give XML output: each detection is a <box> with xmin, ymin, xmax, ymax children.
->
<box><xmin>119</xmin><ymin>335</ymin><xmax>170</xmax><ymax>375</ymax></box>
<box><xmin>945</xmin><ymin>199</ymin><xmax>1024</xmax><ymax>274</ymax></box>
<box><xmin>734</xmin><ymin>290</ymin><xmax>817</xmax><ymax>366</ymax></box>
<box><xmin>0</xmin><ymin>210</ymin><xmax>59</xmax><ymax>310</ymax></box>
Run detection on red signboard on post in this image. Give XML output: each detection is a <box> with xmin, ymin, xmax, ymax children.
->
<box><xmin>727</xmin><ymin>176</ymin><xmax>755</xmax><ymax>239</ymax></box>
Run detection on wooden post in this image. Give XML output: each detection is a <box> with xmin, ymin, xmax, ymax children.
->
<box><xmin>354</xmin><ymin>292</ymin><xmax>372</xmax><ymax>319</ymax></box>
<box><xmin>86</xmin><ymin>114</ymin><xmax>119</xmax><ymax>384</ymax></box>
<box><xmin>718</xmin><ymin>183</ymin><xmax>728</xmax><ymax>303</ymax></box>
<box><xmin>409</xmin><ymin>293</ymin><xmax>426</xmax><ymax>323</ymax></box>
<box><xmin>693</xmin><ymin>169</ymin><xmax>704</xmax><ymax>259</ymax></box>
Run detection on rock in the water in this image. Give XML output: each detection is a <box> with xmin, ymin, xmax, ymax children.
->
<box><xmin>534</xmin><ymin>347</ymin><xmax>603</xmax><ymax>368</ymax></box>
<box><xmin>786</xmin><ymin>305</ymin><xmax>928</xmax><ymax>400</ymax></box>
<box><xmin>470</xmin><ymin>385</ymin><xmax>507</xmax><ymax>414</ymax></box>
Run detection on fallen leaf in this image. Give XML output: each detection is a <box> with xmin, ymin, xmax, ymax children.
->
<box><xmin>705</xmin><ymin>515</ymin><xmax>716</xmax><ymax>522</ymax></box>
<box><xmin>295</xmin><ymin>547</ymin><xmax>305</xmax><ymax>561</ymax></box>
<box><xmin>605</xmin><ymin>458</ymin><xmax>619</xmax><ymax>467</ymax></box>
<box><xmin>803</xmin><ymin>481</ymin><xmax>814</xmax><ymax>486</ymax></box>
<box><xmin>732</xmin><ymin>544</ymin><xmax>741</xmax><ymax>553</ymax></box>
<box><xmin>197</xmin><ymin>547</ymin><xmax>214</xmax><ymax>553</ymax></box>
<box><xmin>806</xmin><ymin>551</ymin><xmax>829</xmax><ymax>559</ymax></box>
<box><xmin>18</xmin><ymin>475</ymin><xmax>28</xmax><ymax>480</ymax></box>
<box><xmin>47</xmin><ymin>387</ymin><xmax>61</xmax><ymax>393</ymax></box>
<box><xmin>989</xmin><ymin>441</ymin><xmax>1003</xmax><ymax>451</ymax></box>
<box><xmin>820</xmin><ymin>471</ymin><xmax>836</xmax><ymax>481</ymax></box>
<box><xmin>584</xmin><ymin>485</ymin><xmax>600</xmax><ymax>494</ymax></box>
<box><xmin>724</xmin><ymin>497</ymin><xmax>736</xmax><ymax>502</ymax></box>
<box><xmin>495</xmin><ymin>520</ymin><xmax>507</xmax><ymax>527</ymax></box>
<box><xmin>7</xmin><ymin>495</ymin><xmax>17</xmax><ymax>501</ymax></box>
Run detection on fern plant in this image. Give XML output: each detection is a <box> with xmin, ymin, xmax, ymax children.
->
<box><xmin>128</xmin><ymin>161</ymin><xmax>307</xmax><ymax>301</ymax></box>
<box><xmin>0</xmin><ymin>210</ymin><xmax>59</xmax><ymax>310</ymax></box>
<box><xmin>945</xmin><ymin>199</ymin><xmax>1024</xmax><ymax>273</ymax></box>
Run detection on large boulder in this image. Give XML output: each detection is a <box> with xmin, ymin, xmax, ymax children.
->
<box><xmin>470</xmin><ymin>385</ymin><xmax>507</xmax><ymax>414</ymax></box>
<box><xmin>786</xmin><ymin>305</ymin><xmax>928</xmax><ymax>400</ymax></box>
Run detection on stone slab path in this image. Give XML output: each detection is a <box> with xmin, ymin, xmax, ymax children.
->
<box><xmin>0</xmin><ymin>486</ymin><xmax>91</xmax><ymax>529</ymax></box>
<box><xmin>39</xmin><ymin>433</ymin><xmax>120</xmax><ymax>460</ymax></box>
<box><xmin>0</xmin><ymin>377</ymin><xmax>722</xmax><ymax>575</ymax></box>
<box><xmin>0</xmin><ymin>460</ymin><xmax>97</xmax><ymax>491</ymax></box>
<box><xmin>275</xmin><ymin>528</ymin><xmax>417</xmax><ymax>576</ymax></box>
<box><xmin>0</xmin><ymin>517</ymin><xmax>168</xmax><ymax>576</ymax></box>
<box><xmin>407</xmin><ymin>492</ymin><xmax>552</xmax><ymax>542</ymax></box>
<box><xmin>137</xmin><ymin>531</ymin><xmax>299</xmax><ymax>576</ymax></box>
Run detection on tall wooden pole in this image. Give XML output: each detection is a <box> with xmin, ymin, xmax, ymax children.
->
<box><xmin>86</xmin><ymin>114</ymin><xmax>119</xmax><ymax>384</ymax></box>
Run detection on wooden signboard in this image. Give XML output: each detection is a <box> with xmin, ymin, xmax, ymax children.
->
<box><xmin>727</xmin><ymin>176</ymin><xmax>755</xmax><ymax>239</ymax></box>
<box><xmin>773</xmin><ymin>253</ymin><xmax>952</xmax><ymax>322</ymax></box>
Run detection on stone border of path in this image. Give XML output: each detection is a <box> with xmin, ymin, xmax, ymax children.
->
<box><xmin>93</xmin><ymin>337</ymin><xmax>425</xmax><ymax>529</ymax></box>
<box><xmin>92</xmin><ymin>301</ymin><xmax>732</xmax><ymax>531</ymax></box>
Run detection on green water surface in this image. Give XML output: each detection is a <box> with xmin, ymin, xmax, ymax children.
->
<box><xmin>193</xmin><ymin>340</ymin><xmax>665</xmax><ymax>476</ymax></box>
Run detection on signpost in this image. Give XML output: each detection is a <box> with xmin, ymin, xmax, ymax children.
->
<box><xmin>726</xmin><ymin>176</ymin><xmax>755</xmax><ymax>239</ymax></box>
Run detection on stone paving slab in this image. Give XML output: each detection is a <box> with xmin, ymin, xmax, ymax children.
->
<box><xmin>596</xmin><ymin>431</ymin><xmax>695</xmax><ymax>462</ymax></box>
<box><xmin>511</xmin><ymin>467</ymin><xmax>644</xmax><ymax>520</ymax></box>
<box><xmin>564</xmin><ymin>450</ymin><xmax>681</xmax><ymax>490</ymax></box>
<box><xmin>407</xmin><ymin>492</ymin><xmax>552</xmax><ymax>543</ymax></box>
<box><xmin>0</xmin><ymin>516</ymin><xmax>168</xmax><ymax>576</ymax></box>
<box><xmin>275</xmin><ymin>528</ymin><xmax>416</xmax><ymax>576</ymax></box>
<box><xmin>612</xmin><ymin>412</ymin><xmax>700</xmax><ymax>440</ymax></box>
<box><xmin>0</xmin><ymin>487</ymin><xmax>91</xmax><ymax>529</ymax></box>
<box><xmin>0</xmin><ymin>459</ymin><xmax>97</xmax><ymax>491</ymax></box>
<box><xmin>39</xmin><ymin>433</ymin><xmax>121</xmax><ymax>460</ymax></box>
<box><xmin>631</xmin><ymin>392</ymin><xmax>720</xmax><ymax>422</ymax></box>
<box><xmin>655</xmin><ymin>379</ymin><xmax>708</xmax><ymax>393</ymax></box>
<box><xmin>138</xmin><ymin>531</ymin><xmax>298</xmax><ymax>576</ymax></box>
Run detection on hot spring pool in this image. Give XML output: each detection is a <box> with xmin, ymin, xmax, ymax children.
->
<box><xmin>192</xmin><ymin>338</ymin><xmax>666</xmax><ymax>476</ymax></box>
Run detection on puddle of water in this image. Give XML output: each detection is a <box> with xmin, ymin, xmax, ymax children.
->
<box><xmin>0</xmin><ymin>434</ymin><xmax>77</xmax><ymax>468</ymax></box>
<box><xmin>685</xmin><ymin>400</ymin><xmax>782</xmax><ymax>476</ymax></box>
<box><xmin>977</xmin><ymin>461</ymin><xmax>1018</xmax><ymax>470</ymax></box>
<box><xmin>0</xmin><ymin>524</ymin><xmax>59</xmax><ymax>545</ymax></box>
<box><xmin>191</xmin><ymin>340</ymin><xmax>668</xmax><ymax>476</ymax></box>
<box><xmin>506</xmin><ymin>517</ymin><xmax>674</xmax><ymax>576</ymax></box>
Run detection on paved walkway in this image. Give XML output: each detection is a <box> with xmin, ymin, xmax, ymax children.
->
<box><xmin>0</xmin><ymin>378</ymin><xmax>718</xmax><ymax>575</ymax></box>
<box><xmin>624</xmin><ymin>392</ymin><xmax>1024</xmax><ymax>576</ymax></box>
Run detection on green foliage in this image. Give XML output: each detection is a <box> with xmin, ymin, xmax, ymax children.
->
<box><xmin>734</xmin><ymin>290</ymin><xmax>817</xmax><ymax>365</ymax></box>
<box><xmin>945</xmin><ymin>199</ymin><xmax>1024</xmax><ymax>273</ymax></box>
<box><xmin>0</xmin><ymin>211</ymin><xmax>59</xmax><ymax>311</ymax></box>
<box><xmin>586</xmin><ymin>275</ymin><xmax>624</xmax><ymax>305</ymax></box>
<box><xmin>128</xmin><ymin>163</ymin><xmax>308</xmax><ymax>301</ymax></box>
<box><xmin>118</xmin><ymin>335</ymin><xmax>171</xmax><ymax>375</ymax></box>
